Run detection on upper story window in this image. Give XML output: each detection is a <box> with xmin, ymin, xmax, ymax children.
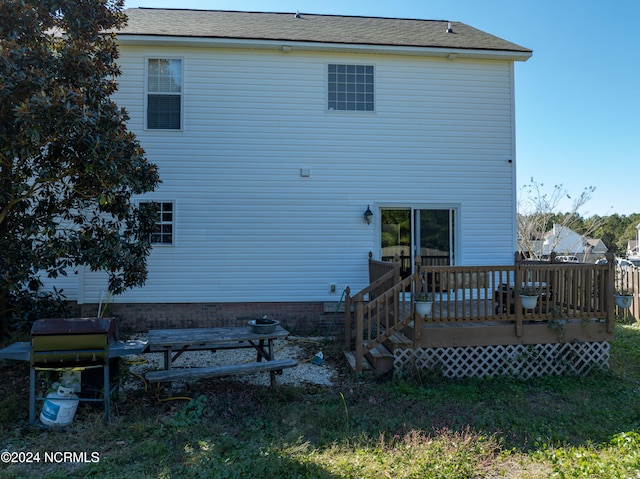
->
<box><xmin>327</xmin><ymin>64</ymin><xmax>374</xmax><ymax>112</ymax></box>
<box><xmin>141</xmin><ymin>201</ymin><xmax>174</xmax><ymax>245</ymax></box>
<box><xmin>146</xmin><ymin>58</ymin><xmax>182</xmax><ymax>130</ymax></box>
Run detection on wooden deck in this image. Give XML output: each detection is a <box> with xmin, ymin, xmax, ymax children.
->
<box><xmin>406</xmin><ymin>319</ymin><xmax>611</xmax><ymax>348</ymax></box>
<box><xmin>344</xmin><ymin>252</ymin><xmax>629</xmax><ymax>375</ymax></box>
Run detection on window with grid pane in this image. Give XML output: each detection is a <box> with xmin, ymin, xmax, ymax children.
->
<box><xmin>142</xmin><ymin>201</ymin><xmax>174</xmax><ymax>245</ymax></box>
<box><xmin>147</xmin><ymin>59</ymin><xmax>182</xmax><ymax>129</ymax></box>
<box><xmin>327</xmin><ymin>64</ymin><xmax>374</xmax><ymax>111</ymax></box>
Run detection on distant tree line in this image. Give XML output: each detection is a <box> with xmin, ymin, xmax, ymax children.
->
<box><xmin>566</xmin><ymin>213</ymin><xmax>640</xmax><ymax>257</ymax></box>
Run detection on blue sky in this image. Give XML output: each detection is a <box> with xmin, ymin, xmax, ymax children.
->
<box><xmin>122</xmin><ymin>0</ymin><xmax>639</xmax><ymax>217</ymax></box>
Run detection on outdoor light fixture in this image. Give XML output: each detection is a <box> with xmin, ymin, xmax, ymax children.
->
<box><xmin>364</xmin><ymin>205</ymin><xmax>373</xmax><ymax>224</ymax></box>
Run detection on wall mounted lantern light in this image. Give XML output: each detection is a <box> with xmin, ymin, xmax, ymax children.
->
<box><xmin>364</xmin><ymin>205</ymin><xmax>373</xmax><ymax>225</ymax></box>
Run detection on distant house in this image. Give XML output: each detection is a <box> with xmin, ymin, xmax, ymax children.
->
<box><xmin>44</xmin><ymin>9</ymin><xmax>532</xmax><ymax>331</ymax></box>
<box><xmin>627</xmin><ymin>224</ymin><xmax>640</xmax><ymax>258</ymax></box>
<box><xmin>519</xmin><ymin>224</ymin><xmax>607</xmax><ymax>263</ymax></box>
<box><xmin>585</xmin><ymin>238</ymin><xmax>609</xmax><ymax>262</ymax></box>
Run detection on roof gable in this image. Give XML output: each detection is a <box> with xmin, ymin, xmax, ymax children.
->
<box><xmin>119</xmin><ymin>8</ymin><xmax>531</xmax><ymax>58</ymax></box>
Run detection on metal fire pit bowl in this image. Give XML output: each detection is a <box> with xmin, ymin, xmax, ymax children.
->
<box><xmin>248</xmin><ymin>319</ymin><xmax>279</xmax><ymax>334</ymax></box>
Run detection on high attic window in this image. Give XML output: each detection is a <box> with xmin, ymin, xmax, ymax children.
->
<box><xmin>327</xmin><ymin>64</ymin><xmax>374</xmax><ymax>112</ymax></box>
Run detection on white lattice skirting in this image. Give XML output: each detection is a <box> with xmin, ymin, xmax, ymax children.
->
<box><xmin>394</xmin><ymin>342</ymin><xmax>610</xmax><ymax>379</ymax></box>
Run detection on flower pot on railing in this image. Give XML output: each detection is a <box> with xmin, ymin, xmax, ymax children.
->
<box><xmin>414</xmin><ymin>292</ymin><xmax>433</xmax><ymax>318</ymax></box>
<box><xmin>415</xmin><ymin>300</ymin><xmax>433</xmax><ymax>318</ymax></box>
<box><xmin>519</xmin><ymin>293</ymin><xmax>539</xmax><ymax>310</ymax></box>
<box><xmin>614</xmin><ymin>293</ymin><xmax>633</xmax><ymax>309</ymax></box>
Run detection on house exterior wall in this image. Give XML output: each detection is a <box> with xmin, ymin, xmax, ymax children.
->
<box><xmin>36</xmin><ymin>268</ymin><xmax>79</xmax><ymax>300</ymax></box>
<box><xmin>45</xmin><ymin>41</ymin><xmax>522</xmax><ymax>327</ymax></box>
<box><xmin>628</xmin><ymin>224</ymin><xmax>640</xmax><ymax>257</ymax></box>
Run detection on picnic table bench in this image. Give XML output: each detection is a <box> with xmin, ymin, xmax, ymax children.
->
<box><xmin>145</xmin><ymin>358</ymin><xmax>297</xmax><ymax>382</ymax></box>
<box><xmin>144</xmin><ymin>325</ymin><xmax>296</xmax><ymax>390</ymax></box>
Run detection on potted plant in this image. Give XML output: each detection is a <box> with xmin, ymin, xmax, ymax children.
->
<box><xmin>414</xmin><ymin>291</ymin><xmax>434</xmax><ymax>317</ymax></box>
<box><xmin>519</xmin><ymin>286</ymin><xmax>539</xmax><ymax>309</ymax></box>
<box><xmin>614</xmin><ymin>290</ymin><xmax>634</xmax><ymax>309</ymax></box>
<box><xmin>414</xmin><ymin>274</ymin><xmax>434</xmax><ymax>318</ymax></box>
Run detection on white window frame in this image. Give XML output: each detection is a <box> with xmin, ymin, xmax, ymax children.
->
<box><xmin>145</xmin><ymin>58</ymin><xmax>183</xmax><ymax>130</ymax></box>
<box><xmin>327</xmin><ymin>63</ymin><xmax>375</xmax><ymax>112</ymax></box>
<box><xmin>139</xmin><ymin>200</ymin><xmax>176</xmax><ymax>246</ymax></box>
<box><xmin>376</xmin><ymin>204</ymin><xmax>461</xmax><ymax>271</ymax></box>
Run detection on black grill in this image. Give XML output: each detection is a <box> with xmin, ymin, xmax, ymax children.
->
<box><xmin>30</xmin><ymin>317</ymin><xmax>118</xmax><ymax>366</ymax></box>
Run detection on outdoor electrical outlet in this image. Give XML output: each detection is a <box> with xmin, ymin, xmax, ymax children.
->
<box><xmin>330</xmin><ymin>284</ymin><xmax>336</xmax><ymax>293</ymax></box>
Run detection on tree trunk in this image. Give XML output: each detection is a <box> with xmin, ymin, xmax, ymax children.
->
<box><xmin>0</xmin><ymin>286</ymin><xmax>9</xmax><ymax>340</ymax></box>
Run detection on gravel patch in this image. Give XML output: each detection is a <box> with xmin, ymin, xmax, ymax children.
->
<box><xmin>121</xmin><ymin>335</ymin><xmax>338</xmax><ymax>393</ymax></box>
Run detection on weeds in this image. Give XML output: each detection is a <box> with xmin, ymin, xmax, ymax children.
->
<box><xmin>339</xmin><ymin>392</ymin><xmax>349</xmax><ymax>428</ymax></box>
<box><xmin>538</xmin><ymin>431</ymin><xmax>640</xmax><ymax>479</ymax></box>
<box><xmin>1</xmin><ymin>327</ymin><xmax>640</xmax><ymax>478</ymax></box>
<box><xmin>167</xmin><ymin>395</ymin><xmax>207</xmax><ymax>427</ymax></box>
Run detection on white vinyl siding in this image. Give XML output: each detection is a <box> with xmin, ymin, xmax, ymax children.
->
<box><xmin>74</xmin><ymin>46</ymin><xmax>517</xmax><ymax>305</ymax></box>
<box><xmin>37</xmin><ymin>269</ymin><xmax>79</xmax><ymax>300</ymax></box>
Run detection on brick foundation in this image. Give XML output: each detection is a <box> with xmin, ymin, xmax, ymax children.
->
<box><xmin>77</xmin><ymin>301</ymin><xmax>344</xmax><ymax>336</ymax></box>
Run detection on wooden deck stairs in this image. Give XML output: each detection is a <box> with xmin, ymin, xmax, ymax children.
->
<box><xmin>343</xmin><ymin>253</ymin><xmax>416</xmax><ymax>375</ymax></box>
<box><xmin>343</xmin><ymin>330</ymin><xmax>413</xmax><ymax>376</ymax></box>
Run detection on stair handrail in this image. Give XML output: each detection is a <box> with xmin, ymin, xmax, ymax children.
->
<box><xmin>359</xmin><ymin>272</ymin><xmax>417</xmax><ymax>348</ymax></box>
<box><xmin>345</xmin><ymin>260</ymin><xmax>417</xmax><ymax>373</ymax></box>
<box><xmin>344</xmin><ymin>253</ymin><xmax>400</xmax><ymax>351</ymax></box>
<box><xmin>344</xmin><ymin>264</ymin><xmax>399</xmax><ymax>349</ymax></box>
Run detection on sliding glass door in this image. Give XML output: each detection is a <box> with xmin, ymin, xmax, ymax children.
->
<box><xmin>381</xmin><ymin>207</ymin><xmax>456</xmax><ymax>279</ymax></box>
<box><xmin>381</xmin><ymin>209</ymin><xmax>412</xmax><ymax>278</ymax></box>
<box><xmin>415</xmin><ymin>209</ymin><xmax>455</xmax><ymax>267</ymax></box>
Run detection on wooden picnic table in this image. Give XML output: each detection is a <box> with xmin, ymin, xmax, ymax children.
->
<box><xmin>144</xmin><ymin>325</ymin><xmax>296</xmax><ymax>389</ymax></box>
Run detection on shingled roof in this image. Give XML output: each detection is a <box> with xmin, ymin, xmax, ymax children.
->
<box><xmin>119</xmin><ymin>8</ymin><xmax>531</xmax><ymax>56</ymax></box>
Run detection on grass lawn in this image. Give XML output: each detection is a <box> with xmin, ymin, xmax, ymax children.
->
<box><xmin>1</xmin><ymin>323</ymin><xmax>639</xmax><ymax>478</ymax></box>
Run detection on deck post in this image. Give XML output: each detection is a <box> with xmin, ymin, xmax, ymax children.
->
<box><xmin>514</xmin><ymin>252</ymin><xmax>523</xmax><ymax>337</ymax></box>
<box><xmin>605</xmin><ymin>251</ymin><xmax>615</xmax><ymax>333</ymax></box>
<box><xmin>414</xmin><ymin>258</ymin><xmax>423</xmax><ymax>340</ymax></box>
<box><xmin>392</xmin><ymin>253</ymin><xmax>401</xmax><ymax>284</ymax></box>
<box><xmin>368</xmin><ymin>251</ymin><xmax>374</xmax><ymax>283</ymax></box>
<box><xmin>412</xmin><ymin>270</ymin><xmax>423</xmax><ymax>340</ymax></box>
<box><xmin>354</xmin><ymin>300</ymin><xmax>364</xmax><ymax>373</ymax></box>
<box><xmin>344</xmin><ymin>286</ymin><xmax>352</xmax><ymax>351</ymax></box>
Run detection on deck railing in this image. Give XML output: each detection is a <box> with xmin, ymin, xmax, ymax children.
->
<box><xmin>345</xmin><ymin>252</ymin><xmax>628</xmax><ymax>373</ymax></box>
<box><xmin>344</xmin><ymin>253</ymin><xmax>402</xmax><ymax>372</ymax></box>
<box><xmin>614</xmin><ymin>262</ymin><xmax>640</xmax><ymax>320</ymax></box>
<box><xmin>414</xmin><ymin>254</ymin><xmax>615</xmax><ymax>338</ymax></box>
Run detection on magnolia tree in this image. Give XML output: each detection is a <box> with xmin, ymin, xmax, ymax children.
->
<box><xmin>0</xmin><ymin>0</ymin><xmax>160</xmax><ymax>334</ymax></box>
<box><xmin>517</xmin><ymin>179</ymin><xmax>598</xmax><ymax>260</ymax></box>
